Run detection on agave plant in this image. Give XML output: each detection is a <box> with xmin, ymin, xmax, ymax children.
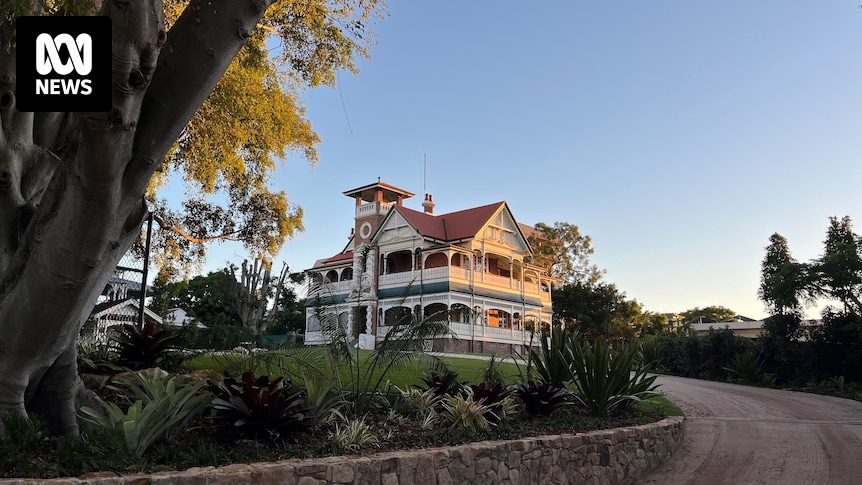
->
<box><xmin>211</xmin><ymin>371</ymin><xmax>308</xmax><ymax>441</ymax></box>
<box><xmin>528</xmin><ymin>325</ymin><xmax>574</xmax><ymax>388</ymax></box>
<box><xmin>514</xmin><ymin>380</ymin><xmax>571</xmax><ymax>416</ymax></box>
<box><xmin>567</xmin><ymin>339</ymin><xmax>659</xmax><ymax>418</ymax></box>
<box><xmin>80</xmin><ymin>369</ymin><xmax>212</xmax><ymax>456</ymax></box>
<box><xmin>111</xmin><ymin>321</ymin><xmax>177</xmax><ymax>370</ymax></box>
<box><xmin>724</xmin><ymin>350</ymin><xmax>770</xmax><ymax>385</ymax></box>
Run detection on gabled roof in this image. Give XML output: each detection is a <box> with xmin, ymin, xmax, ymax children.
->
<box><xmin>89</xmin><ymin>298</ymin><xmax>163</xmax><ymax>325</ymax></box>
<box><xmin>394</xmin><ymin>201</ymin><xmax>506</xmax><ymax>243</ymax></box>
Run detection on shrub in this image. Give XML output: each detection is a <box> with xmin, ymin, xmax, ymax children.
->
<box><xmin>440</xmin><ymin>393</ymin><xmax>495</xmax><ymax>432</ymax></box>
<box><xmin>479</xmin><ymin>354</ymin><xmax>507</xmax><ymax>387</ymax></box>
<box><xmin>637</xmin><ymin>335</ymin><xmax>664</xmax><ymax>371</ymax></box>
<box><xmin>211</xmin><ymin>371</ymin><xmax>308</xmax><ymax>441</ymax></box>
<box><xmin>514</xmin><ymin>380</ymin><xmax>571</xmax><ymax>416</ymax></box>
<box><xmin>330</xmin><ymin>415</ymin><xmax>378</xmax><ymax>453</ymax></box>
<box><xmin>80</xmin><ymin>370</ymin><xmax>212</xmax><ymax>456</ymax></box>
<box><xmin>111</xmin><ymin>321</ymin><xmax>177</xmax><ymax>370</ymax></box>
<box><xmin>469</xmin><ymin>382</ymin><xmax>512</xmax><ymax>422</ymax></box>
<box><xmin>419</xmin><ymin>369</ymin><xmax>463</xmax><ymax>397</ymax></box>
<box><xmin>567</xmin><ymin>339</ymin><xmax>659</xmax><ymax>418</ymax></box>
<box><xmin>724</xmin><ymin>350</ymin><xmax>771</xmax><ymax>385</ymax></box>
<box><xmin>528</xmin><ymin>325</ymin><xmax>573</xmax><ymax>388</ymax></box>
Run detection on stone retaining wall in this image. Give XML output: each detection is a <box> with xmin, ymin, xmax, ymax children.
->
<box><xmin>3</xmin><ymin>416</ymin><xmax>684</xmax><ymax>485</ymax></box>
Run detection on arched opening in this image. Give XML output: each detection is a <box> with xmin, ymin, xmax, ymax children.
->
<box><xmin>306</xmin><ymin>314</ymin><xmax>320</xmax><ymax>332</ymax></box>
<box><xmin>423</xmin><ymin>303</ymin><xmax>448</xmax><ymax>321</ymax></box>
<box><xmin>486</xmin><ymin>254</ymin><xmax>511</xmax><ymax>278</ymax></box>
<box><xmin>474</xmin><ymin>306</ymin><xmax>484</xmax><ymax>326</ymax></box>
<box><xmin>325</xmin><ymin>270</ymin><xmax>338</xmax><ymax>283</ymax></box>
<box><xmin>487</xmin><ymin>309</ymin><xmax>512</xmax><ymax>328</ymax></box>
<box><xmin>384</xmin><ymin>306</ymin><xmax>412</xmax><ymax>326</ymax></box>
<box><xmin>524</xmin><ymin>316</ymin><xmax>539</xmax><ymax>333</ymax></box>
<box><xmin>385</xmin><ymin>250</ymin><xmax>413</xmax><ymax>274</ymax></box>
<box><xmin>424</xmin><ymin>252</ymin><xmax>448</xmax><ymax>269</ymax></box>
<box><xmin>340</xmin><ymin>267</ymin><xmax>353</xmax><ymax>281</ymax></box>
<box><xmin>451</xmin><ymin>303</ymin><xmax>471</xmax><ymax>323</ymax></box>
<box><xmin>451</xmin><ymin>253</ymin><xmax>469</xmax><ymax>268</ymax></box>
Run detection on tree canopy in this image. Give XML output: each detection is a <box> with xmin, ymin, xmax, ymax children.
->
<box><xmin>0</xmin><ymin>0</ymin><xmax>385</xmax><ymax>436</ymax></box>
<box><xmin>527</xmin><ymin>221</ymin><xmax>604</xmax><ymax>285</ymax></box>
<box><xmin>680</xmin><ymin>306</ymin><xmax>737</xmax><ymax>324</ymax></box>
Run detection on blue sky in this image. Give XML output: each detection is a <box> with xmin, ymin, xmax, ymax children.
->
<box><xmin>198</xmin><ymin>1</ymin><xmax>862</xmax><ymax>319</ymax></box>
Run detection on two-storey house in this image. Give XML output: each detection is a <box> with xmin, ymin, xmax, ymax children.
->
<box><xmin>304</xmin><ymin>180</ymin><xmax>558</xmax><ymax>354</ymax></box>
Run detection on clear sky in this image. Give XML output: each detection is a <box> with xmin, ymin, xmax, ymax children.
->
<box><xmin>198</xmin><ymin>1</ymin><xmax>862</xmax><ymax>320</ymax></box>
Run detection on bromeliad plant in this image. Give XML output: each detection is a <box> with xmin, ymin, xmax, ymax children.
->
<box><xmin>514</xmin><ymin>380</ymin><xmax>571</xmax><ymax>416</ymax></box>
<box><xmin>419</xmin><ymin>369</ymin><xmax>464</xmax><ymax>397</ymax></box>
<box><xmin>111</xmin><ymin>321</ymin><xmax>178</xmax><ymax>370</ymax></box>
<box><xmin>210</xmin><ymin>371</ymin><xmax>308</xmax><ymax>441</ymax></box>
<box><xmin>79</xmin><ymin>369</ymin><xmax>212</xmax><ymax>456</ymax></box>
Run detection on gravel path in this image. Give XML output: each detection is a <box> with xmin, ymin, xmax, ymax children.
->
<box><xmin>640</xmin><ymin>375</ymin><xmax>862</xmax><ymax>484</ymax></box>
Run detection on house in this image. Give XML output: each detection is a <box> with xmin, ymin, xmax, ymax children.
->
<box><xmin>689</xmin><ymin>319</ymin><xmax>765</xmax><ymax>339</ymax></box>
<box><xmin>165</xmin><ymin>307</ymin><xmax>208</xmax><ymax>329</ymax></box>
<box><xmin>304</xmin><ymin>180</ymin><xmax>558</xmax><ymax>354</ymax></box>
<box><xmin>84</xmin><ymin>298</ymin><xmax>163</xmax><ymax>343</ymax></box>
<box><xmin>82</xmin><ymin>273</ymin><xmax>162</xmax><ymax>343</ymax></box>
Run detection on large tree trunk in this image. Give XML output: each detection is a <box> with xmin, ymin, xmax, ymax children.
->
<box><xmin>0</xmin><ymin>0</ymin><xmax>274</xmax><ymax>435</ymax></box>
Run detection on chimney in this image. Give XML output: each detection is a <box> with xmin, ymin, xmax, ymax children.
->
<box><xmin>422</xmin><ymin>194</ymin><xmax>435</xmax><ymax>214</ymax></box>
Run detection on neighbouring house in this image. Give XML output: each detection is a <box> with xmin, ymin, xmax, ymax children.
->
<box><xmin>165</xmin><ymin>307</ymin><xmax>208</xmax><ymax>329</ymax></box>
<box><xmin>82</xmin><ymin>274</ymin><xmax>162</xmax><ymax>343</ymax></box>
<box><xmin>304</xmin><ymin>180</ymin><xmax>558</xmax><ymax>355</ymax></box>
<box><xmin>85</xmin><ymin>299</ymin><xmax>163</xmax><ymax>343</ymax></box>
<box><xmin>689</xmin><ymin>318</ymin><xmax>765</xmax><ymax>339</ymax></box>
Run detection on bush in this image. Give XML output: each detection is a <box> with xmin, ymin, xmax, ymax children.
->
<box><xmin>724</xmin><ymin>350</ymin><xmax>771</xmax><ymax>385</ymax></box>
<box><xmin>657</xmin><ymin>328</ymin><xmax>754</xmax><ymax>380</ymax></box>
<box><xmin>567</xmin><ymin>339</ymin><xmax>658</xmax><ymax>418</ymax></box>
<box><xmin>79</xmin><ymin>369</ymin><xmax>212</xmax><ymax>456</ymax></box>
<box><xmin>111</xmin><ymin>322</ymin><xmax>178</xmax><ymax>370</ymax></box>
<box><xmin>514</xmin><ymin>381</ymin><xmax>571</xmax><ymax>416</ymax></box>
<box><xmin>211</xmin><ymin>371</ymin><xmax>308</xmax><ymax>441</ymax></box>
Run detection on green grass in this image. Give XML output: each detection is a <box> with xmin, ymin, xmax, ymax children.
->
<box><xmin>184</xmin><ymin>349</ymin><xmax>525</xmax><ymax>390</ymax></box>
<box><xmin>633</xmin><ymin>394</ymin><xmax>684</xmax><ymax>416</ymax></box>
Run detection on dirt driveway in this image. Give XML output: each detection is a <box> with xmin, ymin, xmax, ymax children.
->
<box><xmin>640</xmin><ymin>375</ymin><xmax>862</xmax><ymax>485</ymax></box>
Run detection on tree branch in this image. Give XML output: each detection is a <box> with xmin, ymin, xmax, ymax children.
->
<box><xmin>125</xmin><ymin>0</ymin><xmax>277</xmax><ymax>195</ymax></box>
<box><xmin>153</xmin><ymin>213</ymin><xmax>241</xmax><ymax>244</ymax></box>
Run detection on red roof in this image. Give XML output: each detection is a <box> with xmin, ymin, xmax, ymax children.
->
<box><xmin>395</xmin><ymin>202</ymin><xmax>506</xmax><ymax>242</ymax></box>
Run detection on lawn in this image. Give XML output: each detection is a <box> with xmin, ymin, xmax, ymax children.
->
<box><xmin>184</xmin><ymin>348</ymin><xmax>526</xmax><ymax>390</ymax></box>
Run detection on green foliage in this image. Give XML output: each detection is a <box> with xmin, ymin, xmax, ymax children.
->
<box><xmin>0</xmin><ymin>414</ymin><xmax>47</xmax><ymax>475</ymax></box>
<box><xmin>527</xmin><ymin>221</ymin><xmax>603</xmax><ymax>284</ymax></box>
<box><xmin>680</xmin><ymin>306</ymin><xmax>737</xmax><ymax>324</ymax></box>
<box><xmin>552</xmin><ymin>282</ymin><xmax>638</xmax><ymax>340</ymax></box>
<box><xmin>567</xmin><ymin>339</ymin><xmax>659</xmax><ymax>418</ymax></box>
<box><xmin>419</xmin><ymin>369</ymin><xmax>464</xmax><ymax>397</ymax></box>
<box><xmin>111</xmin><ymin>321</ymin><xmax>178</xmax><ymax>370</ymax></box>
<box><xmin>723</xmin><ymin>350</ymin><xmax>771</xmax><ymax>385</ymax></box>
<box><xmin>759</xmin><ymin>233</ymin><xmax>804</xmax><ymax>315</ymax></box>
<box><xmin>527</xmin><ymin>325</ymin><xmax>573</xmax><ymax>387</ymax></box>
<box><xmin>329</xmin><ymin>416</ymin><xmax>378</xmax><ymax>453</ymax></box>
<box><xmin>440</xmin><ymin>393</ymin><xmax>495</xmax><ymax>433</ymax></box>
<box><xmin>479</xmin><ymin>354</ymin><xmax>506</xmax><ymax>387</ymax></box>
<box><xmin>637</xmin><ymin>335</ymin><xmax>665</xmax><ymax>370</ymax></box>
<box><xmin>469</xmin><ymin>383</ymin><xmax>514</xmax><ymax>422</ymax></box>
<box><xmin>657</xmin><ymin>328</ymin><xmax>755</xmax><ymax>380</ymax></box>
<box><xmin>153</xmin><ymin>270</ymin><xmax>242</xmax><ymax>327</ymax></box>
<box><xmin>211</xmin><ymin>371</ymin><xmax>308</xmax><ymax>441</ymax></box>
<box><xmin>76</xmin><ymin>340</ymin><xmax>122</xmax><ymax>375</ymax></box>
<box><xmin>514</xmin><ymin>381</ymin><xmax>571</xmax><ymax>416</ymax></box>
<box><xmin>79</xmin><ymin>370</ymin><xmax>212</xmax><ymax>456</ymax></box>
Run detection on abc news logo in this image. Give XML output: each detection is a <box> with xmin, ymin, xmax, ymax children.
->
<box><xmin>16</xmin><ymin>17</ymin><xmax>111</xmax><ymax>112</ymax></box>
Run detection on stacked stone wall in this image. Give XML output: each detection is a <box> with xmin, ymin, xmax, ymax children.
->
<box><xmin>6</xmin><ymin>417</ymin><xmax>684</xmax><ymax>484</ymax></box>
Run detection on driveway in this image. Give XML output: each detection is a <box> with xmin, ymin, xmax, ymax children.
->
<box><xmin>640</xmin><ymin>375</ymin><xmax>862</xmax><ymax>484</ymax></box>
